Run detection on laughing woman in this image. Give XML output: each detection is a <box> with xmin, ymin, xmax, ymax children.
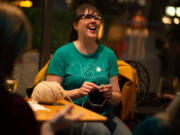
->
<box><xmin>46</xmin><ymin>3</ymin><xmax>132</xmax><ymax>135</ymax></box>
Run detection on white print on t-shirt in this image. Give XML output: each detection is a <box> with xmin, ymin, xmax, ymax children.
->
<box><xmin>70</xmin><ymin>62</ymin><xmax>106</xmax><ymax>79</ymax></box>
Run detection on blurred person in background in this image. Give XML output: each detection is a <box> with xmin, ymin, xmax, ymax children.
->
<box><xmin>125</xmin><ymin>11</ymin><xmax>149</xmax><ymax>61</ymax></box>
<box><xmin>157</xmin><ymin>26</ymin><xmax>180</xmax><ymax>101</ymax></box>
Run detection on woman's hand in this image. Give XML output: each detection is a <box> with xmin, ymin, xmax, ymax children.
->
<box><xmin>78</xmin><ymin>81</ymin><xmax>100</xmax><ymax>96</ymax></box>
<box><xmin>99</xmin><ymin>84</ymin><xmax>112</xmax><ymax>99</ymax></box>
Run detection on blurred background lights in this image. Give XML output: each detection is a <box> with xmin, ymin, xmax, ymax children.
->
<box><xmin>118</xmin><ymin>0</ymin><xmax>124</xmax><ymax>3</ymax></box>
<box><xmin>162</xmin><ymin>16</ymin><xmax>172</xmax><ymax>24</ymax></box>
<box><xmin>176</xmin><ymin>7</ymin><xmax>180</xmax><ymax>17</ymax></box>
<box><xmin>137</xmin><ymin>0</ymin><xmax>146</xmax><ymax>6</ymax></box>
<box><xmin>118</xmin><ymin>0</ymin><xmax>135</xmax><ymax>3</ymax></box>
<box><xmin>65</xmin><ymin>0</ymin><xmax>73</xmax><ymax>4</ymax></box>
<box><xmin>19</xmin><ymin>1</ymin><xmax>32</xmax><ymax>7</ymax></box>
<box><xmin>166</xmin><ymin>6</ymin><xmax>176</xmax><ymax>16</ymax></box>
<box><xmin>174</xmin><ymin>17</ymin><xmax>180</xmax><ymax>24</ymax></box>
<box><xmin>13</xmin><ymin>0</ymin><xmax>33</xmax><ymax>8</ymax></box>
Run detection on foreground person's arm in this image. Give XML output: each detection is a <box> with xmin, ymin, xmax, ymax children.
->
<box><xmin>41</xmin><ymin>105</ymin><xmax>83</xmax><ymax>135</ymax></box>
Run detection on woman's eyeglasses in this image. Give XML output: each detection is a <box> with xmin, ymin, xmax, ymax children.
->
<box><xmin>81</xmin><ymin>14</ymin><xmax>102</xmax><ymax>23</ymax></box>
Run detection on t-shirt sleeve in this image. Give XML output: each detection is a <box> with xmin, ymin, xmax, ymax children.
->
<box><xmin>47</xmin><ymin>49</ymin><xmax>66</xmax><ymax>77</ymax></box>
<box><xmin>108</xmin><ymin>50</ymin><xmax>119</xmax><ymax>77</ymax></box>
<box><xmin>133</xmin><ymin>117</ymin><xmax>174</xmax><ymax>135</ymax></box>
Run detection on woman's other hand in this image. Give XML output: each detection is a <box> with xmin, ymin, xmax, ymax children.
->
<box><xmin>99</xmin><ymin>84</ymin><xmax>112</xmax><ymax>99</ymax></box>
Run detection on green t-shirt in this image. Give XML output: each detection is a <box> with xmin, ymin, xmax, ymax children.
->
<box><xmin>47</xmin><ymin>42</ymin><xmax>119</xmax><ymax>115</ymax></box>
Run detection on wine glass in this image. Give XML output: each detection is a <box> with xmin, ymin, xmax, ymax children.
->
<box><xmin>5</xmin><ymin>79</ymin><xmax>18</xmax><ymax>93</ymax></box>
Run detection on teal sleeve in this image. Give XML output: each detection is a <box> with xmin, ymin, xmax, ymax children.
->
<box><xmin>46</xmin><ymin>49</ymin><xmax>65</xmax><ymax>77</ymax></box>
<box><xmin>133</xmin><ymin>117</ymin><xmax>173</xmax><ymax>135</ymax></box>
<box><xmin>108</xmin><ymin>50</ymin><xmax>119</xmax><ymax>77</ymax></box>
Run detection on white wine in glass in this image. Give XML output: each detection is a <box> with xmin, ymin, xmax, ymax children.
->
<box><xmin>5</xmin><ymin>79</ymin><xmax>18</xmax><ymax>93</ymax></box>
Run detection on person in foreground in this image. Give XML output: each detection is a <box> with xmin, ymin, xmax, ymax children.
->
<box><xmin>133</xmin><ymin>26</ymin><xmax>180</xmax><ymax>135</ymax></box>
<box><xmin>46</xmin><ymin>3</ymin><xmax>132</xmax><ymax>135</ymax></box>
<box><xmin>0</xmin><ymin>2</ymin><xmax>82</xmax><ymax>135</ymax></box>
<box><xmin>133</xmin><ymin>94</ymin><xmax>180</xmax><ymax>135</ymax></box>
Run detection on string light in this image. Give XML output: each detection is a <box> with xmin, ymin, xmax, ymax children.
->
<box><xmin>166</xmin><ymin>6</ymin><xmax>176</xmax><ymax>16</ymax></box>
<box><xmin>162</xmin><ymin>16</ymin><xmax>172</xmax><ymax>24</ymax></box>
<box><xmin>174</xmin><ymin>17</ymin><xmax>180</xmax><ymax>24</ymax></box>
<box><xmin>176</xmin><ymin>7</ymin><xmax>180</xmax><ymax>17</ymax></box>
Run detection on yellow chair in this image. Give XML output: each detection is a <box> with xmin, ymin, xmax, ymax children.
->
<box><xmin>116</xmin><ymin>60</ymin><xmax>139</xmax><ymax>121</ymax></box>
<box><xmin>26</xmin><ymin>59</ymin><xmax>51</xmax><ymax>97</ymax></box>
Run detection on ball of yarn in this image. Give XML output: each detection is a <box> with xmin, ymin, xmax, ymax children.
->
<box><xmin>31</xmin><ymin>81</ymin><xmax>65</xmax><ymax>104</ymax></box>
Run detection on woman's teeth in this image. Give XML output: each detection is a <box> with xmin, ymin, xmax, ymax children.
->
<box><xmin>88</xmin><ymin>26</ymin><xmax>96</xmax><ymax>30</ymax></box>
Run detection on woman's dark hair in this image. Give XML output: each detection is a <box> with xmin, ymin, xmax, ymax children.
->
<box><xmin>0</xmin><ymin>2</ymin><xmax>31</xmax><ymax>85</ymax></box>
<box><xmin>68</xmin><ymin>3</ymin><xmax>102</xmax><ymax>42</ymax></box>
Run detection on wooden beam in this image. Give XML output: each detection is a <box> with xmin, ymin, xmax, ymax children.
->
<box><xmin>39</xmin><ymin>0</ymin><xmax>53</xmax><ymax>69</ymax></box>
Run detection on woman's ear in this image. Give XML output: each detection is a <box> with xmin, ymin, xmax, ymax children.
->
<box><xmin>73</xmin><ymin>22</ymin><xmax>78</xmax><ymax>30</ymax></box>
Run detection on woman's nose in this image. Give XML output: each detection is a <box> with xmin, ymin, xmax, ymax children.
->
<box><xmin>90</xmin><ymin>17</ymin><xmax>97</xmax><ymax>23</ymax></box>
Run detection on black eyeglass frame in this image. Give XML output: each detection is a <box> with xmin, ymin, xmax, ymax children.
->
<box><xmin>80</xmin><ymin>14</ymin><xmax>103</xmax><ymax>23</ymax></box>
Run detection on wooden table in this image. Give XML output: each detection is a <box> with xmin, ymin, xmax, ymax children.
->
<box><xmin>26</xmin><ymin>98</ymin><xmax>107</xmax><ymax>122</ymax></box>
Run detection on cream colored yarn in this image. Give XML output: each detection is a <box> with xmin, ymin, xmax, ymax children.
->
<box><xmin>31</xmin><ymin>81</ymin><xmax>65</xmax><ymax>104</ymax></box>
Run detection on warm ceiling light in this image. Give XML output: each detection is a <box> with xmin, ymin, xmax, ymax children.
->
<box><xmin>174</xmin><ymin>17</ymin><xmax>179</xmax><ymax>24</ymax></box>
<box><xmin>176</xmin><ymin>7</ymin><xmax>180</xmax><ymax>17</ymax></box>
<box><xmin>162</xmin><ymin>16</ymin><xmax>172</xmax><ymax>24</ymax></box>
<box><xmin>13</xmin><ymin>0</ymin><xmax>33</xmax><ymax>8</ymax></box>
<box><xmin>166</xmin><ymin>6</ymin><xmax>176</xmax><ymax>16</ymax></box>
<box><xmin>19</xmin><ymin>0</ymin><xmax>33</xmax><ymax>8</ymax></box>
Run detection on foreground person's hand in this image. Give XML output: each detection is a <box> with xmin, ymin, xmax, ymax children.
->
<box><xmin>41</xmin><ymin>105</ymin><xmax>83</xmax><ymax>135</ymax></box>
